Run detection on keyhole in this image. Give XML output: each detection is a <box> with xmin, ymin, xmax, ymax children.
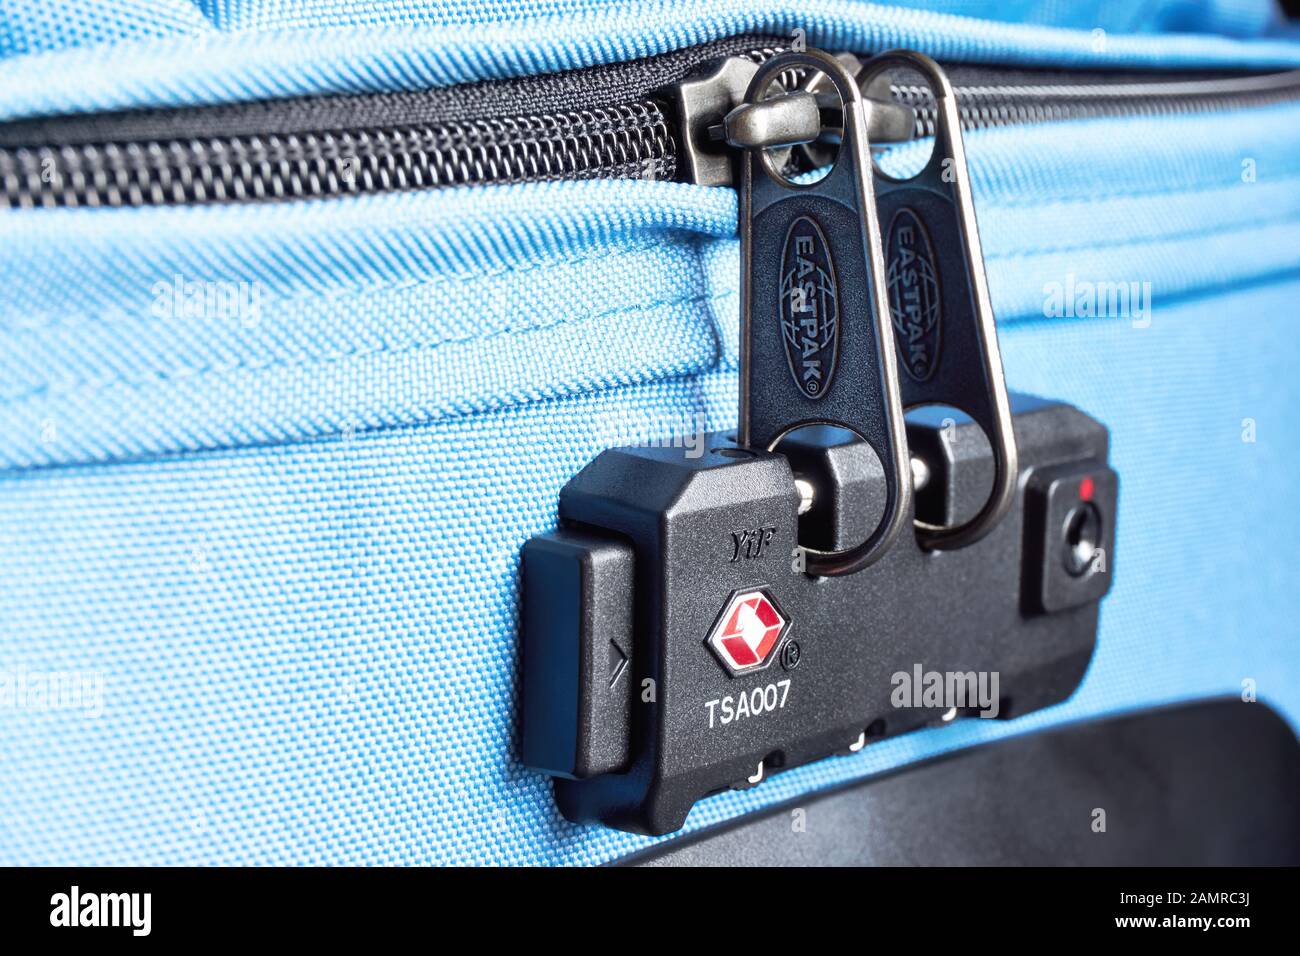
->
<box><xmin>1062</xmin><ymin>503</ymin><xmax>1102</xmax><ymax>576</ymax></box>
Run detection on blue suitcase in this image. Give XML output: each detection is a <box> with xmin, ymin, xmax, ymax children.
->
<box><xmin>1</xmin><ymin>0</ymin><xmax>1298</xmax><ymax>865</ymax></box>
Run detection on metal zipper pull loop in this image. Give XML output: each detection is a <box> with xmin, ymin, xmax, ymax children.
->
<box><xmin>734</xmin><ymin>49</ymin><xmax>912</xmax><ymax>578</ymax></box>
<box><xmin>859</xmin><ymin>50</ymin><xmax>1018</xmax><ymax>551</ymax></box>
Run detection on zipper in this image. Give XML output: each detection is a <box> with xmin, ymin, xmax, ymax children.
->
<box><xmin>3</xmin><ymin>34</ymin><xmax>1299</xmax><ymax>209</ymax></box>
<box><xmin>896</xmin><ymin>66</ymin><xmax>1300</xmax><ymax>136</ymax></box>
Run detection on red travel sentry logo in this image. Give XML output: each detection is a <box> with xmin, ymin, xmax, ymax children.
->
<box><xmin>706</xmin><ymin>588</ymin><xmax>789</xmax><ymax>676</ymax></box>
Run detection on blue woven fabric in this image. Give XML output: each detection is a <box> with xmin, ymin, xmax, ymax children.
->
<box><xmin>2</xmin><ymin>2</ymin><xmax>1299</xmax><ymax>865</ymax></box>
<box><xmin>2</xmin><ymin>1</ymin><xmax>1300</xmax><ymax>120</ymax></box>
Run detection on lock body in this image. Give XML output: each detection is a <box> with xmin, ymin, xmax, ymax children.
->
<box><xmin>521</xmin><ymin>395</ymin><xmax>1117</xmax><ymax>835</ymax></box>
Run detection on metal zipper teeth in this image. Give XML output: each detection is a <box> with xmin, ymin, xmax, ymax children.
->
<box><xmin>4</xmin><ymin>64</ymin><xmax>1300</xmax><ymax>209</ymax></box>
<box><xmin>897</xmin><ymin>69</ymin><xmax>1300</xmax><ymax>136</ymax></box>
<box><xmin>0</xmin><ymin>102</ymin><xmax>675</xmax><ymax>208</ymax></box>
<box><xmin>0</xmin><ymin>35</ymin><xmax>777</xmax><ymax>210</ymax></box>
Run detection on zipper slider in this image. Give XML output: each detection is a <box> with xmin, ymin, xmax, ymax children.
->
<box><xmin>665</xmin><ymin>51</ymin><xmax>915</xmax><ymax>188</ymax></box>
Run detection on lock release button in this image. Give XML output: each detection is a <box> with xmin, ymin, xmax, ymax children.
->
<box><xmin>520</xmin><ymin>528</ymin><xmax>635</xmax><ymax>780</ymax></box>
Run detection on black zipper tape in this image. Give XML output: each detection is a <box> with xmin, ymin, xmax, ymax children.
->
<box><xmin>2</xmin><ymin>35</ymin><xmax>1298</xmax><ymax>209</ymax></box>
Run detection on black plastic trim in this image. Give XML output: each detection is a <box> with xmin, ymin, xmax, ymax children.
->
<box><xmin>621</xmin><ymin>698</ymin><xmax>1300</xmax><ymax>866</ymax></box>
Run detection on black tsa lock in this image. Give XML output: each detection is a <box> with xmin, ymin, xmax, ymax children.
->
<box><xmin>519</xmin><ymin>50</ymin><xmax>1117</xmax><ymax>835</ymax></box>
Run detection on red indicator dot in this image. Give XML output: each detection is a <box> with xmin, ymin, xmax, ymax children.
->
<box><xmin>1079</xmin><ymin>476</ymin><xmax>1095</xmax><ymax>502</ymax></box>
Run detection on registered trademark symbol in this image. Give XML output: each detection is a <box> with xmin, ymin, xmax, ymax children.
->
<box><xmin>780</xmin><ymin>639</ymin><xmax>801</xmax><ymax>671</ymax></box>
<box><xmin>807</xmin><ymin>381</ymin><xmax>818</xmax><ymax>394</ymax></box>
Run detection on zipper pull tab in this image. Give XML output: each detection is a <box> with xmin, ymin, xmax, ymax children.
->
<box><xmin>731</xmin><ymin>49</ymin><xmax>912</xmax><ymax>577</ymax></box>
<box><xmin>861</xmin><ymin>50</ymin><xmax>1018</xmax><ymax>551</ymax></box>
